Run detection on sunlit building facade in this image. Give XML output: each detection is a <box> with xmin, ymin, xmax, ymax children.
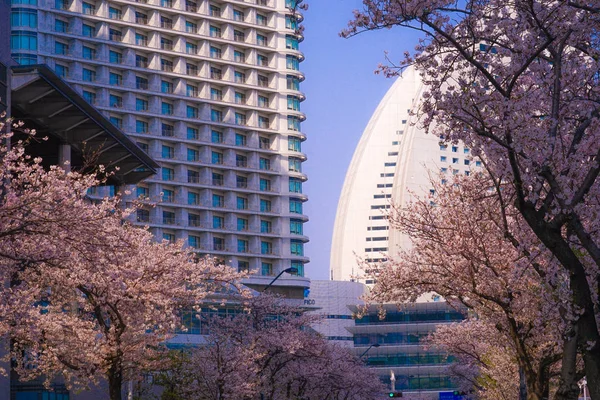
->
<box><xmin>10</xmin><ymin>0</ymin><xmax>310</xmax><ymax>296</ymax></box>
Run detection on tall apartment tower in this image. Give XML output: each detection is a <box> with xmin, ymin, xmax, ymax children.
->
<box><xmin>331</xmin><ymin>67</ymin><xmax>477</xmax><ymax>284</ymax></box>
<box><xmin>10</xmin><ymin>0</ymin><xmax>310</xmax><ymax>296</ymax></box>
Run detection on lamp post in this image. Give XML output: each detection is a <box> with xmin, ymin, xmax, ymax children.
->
<box><xmin>262</xmin><ymin>267</ymin><xmax>298</xmax><ymax>292</ymax></box>
<box><xmin>360</xmin><ymin>343</ymin><xmax>380</xmax><ymax>358</ymax></box>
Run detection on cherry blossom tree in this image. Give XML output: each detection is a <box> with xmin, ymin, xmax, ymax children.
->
<box><xmin>0</xmin><ymin>119</ymin><xmax>242</xmax><ymax>400</ymax></box>
<box><xmin>367</xmin><ymin>172</ymin><xmax>571</xmax><ymax>399</ymax></box>
<box><xmin>343</xmin><ymin>1</ymin><xmax>600</xmax><ymax>397</ymax></box>
<box><xmin>153</xmin><ymin>294</ymin><xmax>385</xmax><ymax>400</ymax></box>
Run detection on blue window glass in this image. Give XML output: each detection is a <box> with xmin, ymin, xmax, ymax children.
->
<box><xmin>55</xmin><ymin>41</ymin><xmax>67</xmax><ymax>55</ymax></box>
<box><xmin>82</xmin><ymin>90</ymin><xmax>96</xmax><ymax>104</ymax></box>
<box><xmin>109</xmin><ymin>50</ymin><xmax>122</xmax><ymax>64</ymax></box>
<box><xmin>288</xmin><ymin>136</ymin><xmax>301</xmax><ymax>152</ymax></box>
<box><xmin>109</xmin><ymin>72</ymin><xmax>122</xmax><ymax>85</ymax></box>
<box><xmin>261</xmin><ymin>262</ymin><xmax>272</xmax><ymax>276</ymax></box>
<box><xmin>162</xmin><ymin>167</ymin><xmax>174</xmax><ymax>181</ymax></box>
<box><xmin>54</xmin><ymin>63</ymin><xmax>67</xmax><ymax>77</ymax></box>
<box><xmin>82</xmin><ymin>46</ymin><xmax>95</xmax><ymax>59</ymax></box>
<box><xmin>211</xmin><ymin>152</ymin><xmax>223</xmax><ymax>164</ymax></box>
<box><xmin>261</xmin><ymin>241</ymin><xmax>272</xmax><ymax>255</ymax></box>
<box><xmin>187</xmin><ymin>106</ymin><xmax>198</xmax><ymax>119</ymax></box>
<box><xmin>212</xmin><ymin>194</ymin><xmax>224</xmax><ymax>207</ymax></box>
<box><xmin>188</xmin><ymin>127</ymin><xmax>199</xmax><ymax>140</ymax></box>
<box><xmin>235</xmin><ymin>133</ymin><xmax>247</xmax><ymax>146</ymax></box>
<box><xmin>237</xmin><ymin>218</ymin><xmax>248</xmax><ymax>231</ymax></box>
<box><xmin>291</xmin><ymin>240</ymin><xmax>303</xmax><ymax>256</ymax></box>
<box><xmin>213</xmin><ymin>216</ymin><xmax>224</xmax><ymax>229</ymax></box>
<box><xmin>260</xmin><ymin>220</ymin><xmax>271</xmax><ymax>233</ymax></box>
<box><xmin>211</xmin><ymin>130</ymin><xmax>223</xmax><ymax>143</ymax></box>
<box><xmin>161</xmin><ymin>80</ymin><xmax>173</xmax><ymax>93</ymax></box>
<box><xmin>186</xmin><ymin>84</ymin><xmax>198</xmax><ymax>97</ymax></box>
<box><xmin>188</xmin><ymin>192</ymin><xmax>199</xmax><ymax>205</ymax></box>
<box><xmin>82</xmin><ymin>68</ymin><xmax>95</xmax><ymax>82</ymax></box>
<box><xmin>82</xmin><ymin>2</ymin><xmax>94</xmax><ymax>14</ymax></box>
<box><xmin>286</xmin><ymin>55</ymin><xmax>299</xmax><ymax>70</ymax></box>
<box><xmin>287</xmin><ymin>95</ymin><xmax>300</xmax><ymax>111</ymax></box>
<box><xmin>289</xmin><ymin>198</ymin><xmax>302</xmax><ymax>214</ymax></box>
<box><xmin>288</xmin><ymin>157</ymin><xmax>301</xmax><ymax>172</ymax></box>
<box><xmin>285</xmin><ymin>15</ymin><xmax>297</xmax><ymax>30</ymax></box>
<box><xmin>109</xmin><ymin>116</ymin><xmax>122</xmax><ymax>128</ymax></box>
<box><xmin>260</xmin><ymin>199</ymin><xmax>271</xmax><ymax>212</ymax></box>
<box><xmin>237</xmin><ymin>239</ymin><xmax>248</xmax><ymax>253</ymax></box>
<box><xmin>11</xmin><ymin>31</ymin><xmax>37</xmax><ymax>50</ymax></box>
<box><xmin>237</xmin><ymin>197</ymin><xmax>248</xmax><ymax>210</ymax></box>
<box><xmin>136</xmin><ymin>120</ymin><xmax>148</xmax><ymax>133</ymax></box>
<box><xmin>161</xmin><ymin>102</ymin><xmax>173</xmax><ymax>115</ymax></box>
<box><xmin>109</xmin><ymin>94</ymin><xmax>122</xmax><ymax>107</ymax></box>
<box><xmin>290</xmin><ymin>219</ymin><xmax>303</xmax><ymax>235</ymax></box>
<box><xmin>260</xmin><ymin>158</ymin><xmax>271</xmax><ymax>170</ymax></box>
<box><xmin>235</xmin><ymin>113</ymin><xmax>246</xmax><ymax>126</ymax></box>
<box><xmin>259</xmin><ymin>178</ymin><xmax>271</xmax><ymax>191</ymax></box>
<box><xmin>187</xmin><ymin>148</ymin><xmax>199</xmax><ymax>161</ymax></box>
<box><xmin>136</xmin><ymin>186</ymin><xmax>149</xmax><ymax>198</ymax></box>
<box><xmin>11</xmin><ymin>9</ymin><xmax>37</xmax><ymax>28</ymax></box>
<box><xmin>55</xmin><ymin>19</ymin><xmax>67</xmax><ymax>32</ymax></box>
<box><xmin>189</xmin><ymin>235</ymin><xmax>199</xmax><ymax>248</ymax></box>
<box><xmin>82</xmin><ymin>24</ymin><xmax>95</xmax><ymax>37</ymax></box>
<box><xmin>286</xmin><ymin>75</ymin><xmax>300</xmax><ymax>90</ymax></box>
<box><xmin>161</xmin><ymin>145</ymin><xmax>174</xmax><ymax>159</ymax></box>
<box><xmin>287</xmin><ymin>116</ymin><xmax>301</xmax><ymax>131</ymax></box>
<box><xmin>135</xmin><ymin>98</ymin><xmax>148</xmax><ymax>111</ymax></box>
<box><xmin>291</xmin><ymin>261</ymin><xmax>304</xmax><ymax>277</ymax></box>
<box><xmin>211</xmin><ymin>109</ymin><xmax>222</xmax><ymax>122</ymax></box>
<box><xmin>285</xmin><ymin>35</ymin><xmax>299</xmax><ymax>50</ymax></box>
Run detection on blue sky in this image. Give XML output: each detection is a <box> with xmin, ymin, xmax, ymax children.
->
<box><xmin>300</xmin><ymin>1</ymin><xmax>422</xmax><ymax>280</ymax></box>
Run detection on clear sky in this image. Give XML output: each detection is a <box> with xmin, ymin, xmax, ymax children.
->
<box><xmin>300</xmin><ymin>1</ymin><xmax>422</xmax><ymax>280</ymax></box>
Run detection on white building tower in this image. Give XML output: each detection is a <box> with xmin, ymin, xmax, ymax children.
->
<box><xmin>10</xmin><ymin>0</ymin><xmax>310</xmax><ymax>296</ymax></box>
<box><xmin>330</xmin><ymin>67</ymin><xmax>477</xmax><ymax>284</ymax></box>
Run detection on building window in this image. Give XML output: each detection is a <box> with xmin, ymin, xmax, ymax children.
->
<box><xmin>82</xmin><ymin>68</ymin><xmax>96</xmax><ymax>82</ymax></box>
<box><xmin>161</xmin><ymin>145</ymin><xmax>174</xmax><ymax>159</ymax></box>
<box><xmin>285</xmin><ymin>15</ymin><xmax>297</xmax><ymax>30</ymax></box>
<box><xmin>236</xmin><ymin>154</ymin><xmax>247</xmax><ymax>168</ymax></box>
<box><xmin>260</xmin><ymin>199</ymin><xmax>271</xmax><ymax>212</ymax></box>
<box><xmin>287</xmin><ymin>75</ymin><xmax>300</xmax><ymax>90</ymax></box>
<box><xmin>136</xmin><ymin>186</ymin><xmax>149</xmax><ymax>198</ymax></box>
<box><xmin>189</xmin><ymin>235</ymin><xmax>199</xmax><ymax>248</ymax></box>
<box><xmin>109</xmin><ymin>28</ymin><xmax>122</xmax><ymax>42</ymax></box>
<box><xmin>285</xmin><ymin>35</ymin><xmax>299</xmax><ymax>50</ymax></box>
<box><xmin>161</xmin><ymin>102</ymin><xmax>173</xmax><ymax>115</ymax></box>
<box><xmin>161</xmin><ymin>38</ymin><xmax>174</xmax><ymax>51</ymax></box>
<box><xmin>11</xmin><ymin>31</ymin><xmax>37</xmax><ymax>50</ymax></box>
<box><xmin>211</xmin><ymin>151</ymin><xmax>223</xmax><ymax>165</ymax></box>
<box><xmin>258</xmin><ymin>116</ymin><xmax>269</xmax><ymax>129</ymax></box>
<box><xmin>256</xmin><ymin>13</ymin><xmax>267</xmax><ymax>26</ymax></box>
<box><xmin>290</xmin><ymin>219</ymin><xmax>303</xmax><ymax>235</ymax></box>
<box><xmin>162</xmin><ymin>123</ymin><xmax>174</xmax><ymax>137</ymax></box>
<box><xmin>186</xmin><ymin>127</ymin><xmax>199</xmax><ymax>140</ymax></box>
<box><xmin>287</xmin><ymin>96</ymin><xmax>300</xmax><ymax>111</ymax></box>
<box><xmin>82</xmin><ymin>24</ymin><xmax>95</xmax><ymax>37</ymax></box>
<box><xmin>187</xmin><ymin>63</ymin><xmax>199</xmax><ymax>76</ymax></box>
<box><xmin>109</xmin><ymin>50</ymin><xmax>122</xmax><ymax>64</ymax></box>
<box><xmin>11</xmin><ymin>9</ymin><xmax>37</xmax><ymax>28</ymax></box>
<box><xmin>187</xmin><ymin>106</ymin><xmax>199</xmax><ymax>119</ymax></box>
<box><xmin>257</xmin><ymin>54</ymin><xmax>268</xmax><ymax>66</ymax></box>
<box><xmin>291</xmin><ymin>240</ymin><xmax>304</xmax><ymax>256</ymax></box>
<box><xmin>109</xmin><ymin>6</ymin><xmax>122</xmax><ymax>19</ymax></box>
<box><xmin>189</xmin><ymin>213</ymin><xmax>201</xmax><ymax>227</ymax></box>
<box><xmin>212</xmin><ymin>172</ymin><xmax>223</xmax><ymax>186</ymax></box>
<box><xmin>258</xmin><ymin>95</ymin><xmax>269</xmax><ymax>108</ymax></box>
<box><xmin>210</xmin><ymin>46</ymin><xmax>222</xmax><ymax>59</ymax></box>
<box><xmin>289</xmin><ymin>198</ymin><xmax>302</xmax><ymax>214</ymax></box>
<box><xmin>260</xmin><ymin>241</ymin><xmax>272</xmax><ymax>255</ymax></box>
<box><xmin>188</xmin><ymin>191</ymin><xmax>199</xmax><ymax>205</ymax></box>
<box><xmin>188</xmin><ymin>170</ymin><xmax>200</xmax><ymax>183</ymax></box>
<box><xmin>235</xmin><ymin>113</ymin><xmax>246</xmax><ymax>126</ymax></box>
<box><xmin>260</xmin><ymin>220</ymin><xmax>271</xmax><ymax>233</ymax></box>
<box><xmin>135</xmin><ymin>12</ymin><xmax>148</xmax><ymax>24</ymax></box>
<box><xmin>235</xmin><ymin>92</ymin><xmax>246</xmax><ymax>104</ymax></box>
<box><xmin>136</xmin><ymin>120</ymin><xmax>148</xmax><ymax>133</ymax></box>
<box><xmin>235</xmin><ymin>133</ymin><xmax>247</xmax><ymax>146</ymax></box>
<box><xmin>288</xmin><ymin>136</ymin><xmax>301</xmax><ymax>152</ymax></box>
<box><xmin>234</xmin><ymin>30</ymin><xmax>245</xmax><ymax>42</ymax></box>
<box><xmin>186</xmin><ymin>42</ymin><xmax>197</xmax><ymax>54</ymax></box>
<box><xmin>291</xmin><ymin>261</ymin><xmax>304</xmax><ymax>277</ymax></box>
<box><xmin>233</xmin><ymin>9</ymin><xmax>244</xmax><ymax>21</ymax></box>
<box><xmin>286</xmin><ymin>55</ymin><xmax>299</xmax><ymax>70</ymax></box>
<box><xmin>161</xmin><ymin>0</ymin><xmax>173</xmax><ymax>7</ymax></box>
<box><xmin>136</xmin><ymin>98</ymin><xmax>148</xmax><ymax>111</ymax></box>
<box><xmin>238</xmin><ymin>261</ymin><xmax>250</xmax><ymax>273</ymax></box>
<box><xmin>109</xmin><ymin>72</ymin><xmax>122</xmax><ymax>85</ymax></box>
<box><xmin>289</xmin><ymin>157</ymin><xmax>301</xmax><ymax>172</ymax></box>
<box><xmin>261</xmin><ymin>262</ymin><xmax>273</xmax><ymax>276</ymax></box>
<box><xmin>259</xmin><ymin>137</ymin><xmax>270</xmax><ymax>149</ymax></box>
<box><xmin>163</xmin><ymin>233</ymin><xmax>175</xmax><ymax>243</ymax></box>
<box><xmin>257</xmin><ymin>75</ymin><xmax>268</xmax><ymax>87</ymax></box>
<box><xmin>185</xmin><ymin>20</ymin><xmax>197</xmax><ymax>33</ymax></box>
<box><xmin>259</xmin><ymin>178</ymin><xmax>271</xmax><ymax>192</ymax></box>
<box><xmin>237</xmin><ymin>196</ymin><xmax>248</xmax><ymax>210</ymax></box>
<box><xmin>161</xmin><ymin>59</ymin><xmax>173</xmax><ymax>72</ymax></box>
<box><xmin>55</xmin><ymin>41</ymin><xmax>67</xmax><ymax>55</ymax></box>
<box><xmin>161</xmin><ymin>16</ymin><xmax>173</xmax><ymax>29</ymax></box>
<box><xmin>109</xmin><ymin>94</ymin><xmax>122</xmax><ymax>107</ymax></box>
<box><xmin>82</xmin><ymin>90</ymin><xmax>96</xmax><ymax>104</ymax></box>
<box><xmin>213</xmin><ymin>237</ymin><xmax>224</xmax><ymax>251</ymax></box>
<box><xmin>213</xmin><ymin>215</ymin><xmax>224</xmax><ymax>229</ymax></box>
<box><xmin>237</xmin><ymin>218</ymin><xmax>248</xmax><ymax>231</ymax></box>
<box><xmin>210</xmin><ymin>88</ymin><xmax>223</xmax><ymax>101</ymax></box>
<box><xmin>162</xmin><ymin>167</ymin><xmax>174</xmax><ymax>181</ymax></box>
<box><xmin>209</xmin><ymin>4</ymin><xmax>220</xmax><ymax>16</ymax></box>
<box><xmin>260</xmin><ymin>158</ymin><xmax>271</xmax><ymax>171</ymax></box>
<box><xmin>288</xmin><ymin>116</ymin><xmax>301</xmax><ymax>131</ymax></box>
<box><xmin>211</xmin><ymin>130</ymin><xmax>223</xmax><ymax>143</ymax></box>
<box><xmin>234</xmin><ymin>71</ymin><xmax>246</xmax><ymax>83</ymax></box>
<box><xmin>55</xmin><ymin>19</ymin><xmax>67</xmax><ymax>32</ymax></box>
<box><xmin>163</xmin><ymin>189</ymin><xmax>174</xmax><ymax>202</ymax></box>
<box><xmin>135</xmin><ymin>55</ymin><xmax>148</xmax><ymax>68</ymax></box>
<box><xmin>256</xmin><ymin>34</ymin><xmax>267</xmax><ymax>47</ymax></box>
<box><xmin>212</xmin><ymin>194</ymin><xmax>224</xmax><ymax>208</ymax></box>
<box><xmin>82</xmin><ymin>2</ymin><xmax>95</xmax><ymax>14</ymax></box>
<box><xmin>163</xmin><ymin>211</ymin><xmax>175</xmax><ymax>224</ymax></box>
<box><xmin>236</xmin><ymin>175</ymin><xmax>248</xmax><ymax>188</ymax></box>
<box><xmin>210</xmin><ymin>25</ymin><xmax>221</xmax><ymax>38</ymax></box>
<box><xmin>234</xmin><ymin>50</ymin><xmax>245</xmax><ymax>63</ymax></box>
<box><xmin>136</xmin><ymin>209</ymin><xmax>149</xmax><ymax>222</ymax></box>
<box><xmin>211</xmin><ymin>109</ymin><xmax>223</xmax><ymax>122</ymax></box>
<box><xmin>109</xmin><ymin>116</ymin><xmax>122</xmax><ymax>128</ymax></box>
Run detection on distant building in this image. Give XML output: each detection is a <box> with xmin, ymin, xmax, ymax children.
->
<box><xmin>330</xmin><ymin>67</ymin><xmax>477</xmax><ymax>284</ymax></box>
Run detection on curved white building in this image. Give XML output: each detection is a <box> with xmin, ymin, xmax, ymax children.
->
<box><xmin>331</xmin><ymin>67</ymin><xmax>475</xmax><ymax>283</ymax></box>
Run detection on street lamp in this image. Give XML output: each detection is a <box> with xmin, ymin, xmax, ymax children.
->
<box><xmin>360</xmin><ymin>343</ymin><xmax>380</xmax><ymax>358</ymax></box>
<box><xmin>262</xmin><ymin>267</ymin><xmax>298</xmax><ymax>292</ymax></box>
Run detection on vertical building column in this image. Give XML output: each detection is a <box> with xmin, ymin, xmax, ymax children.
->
<box><xmin>58</xmin><ymin>143</ymin><xmax>71</xmax><ymax>172</ymax></box>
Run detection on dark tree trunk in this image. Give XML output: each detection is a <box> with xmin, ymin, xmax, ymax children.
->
<box><xmin>107</xmin><ymin>361</ymin><xmax>123</xmax><ymax>400</ymax></box>
<box><xmin>555</xmin><ymin>328</ymin><xmax>580</xmax><ymax>400</ymax></box>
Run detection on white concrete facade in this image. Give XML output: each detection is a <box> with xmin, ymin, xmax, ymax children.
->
<box><xmin>331</xmin><ymin>67</ymin><xmax>476</xmax><ymax>284</ymax></box>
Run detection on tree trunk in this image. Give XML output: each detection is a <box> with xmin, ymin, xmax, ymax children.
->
<box><xmin>519</xmin><ymin>367</ymin><xmax>528</xmax><ymax>400</ymax></box>
<box><xmin>555</xmin><ymin>328</ymin><xmax>580</xmax><ymax>400</ymax></box>
<box><xmin>108</xmin><ymin>361</ymin><xmax>123</xmax><ymax>400</ymax></box>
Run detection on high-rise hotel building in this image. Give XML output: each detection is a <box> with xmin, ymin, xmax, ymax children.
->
<box><xmin>10</xmin><ymin>0</ymin><xmax>310</xmax><ymax>296</ymax></box>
